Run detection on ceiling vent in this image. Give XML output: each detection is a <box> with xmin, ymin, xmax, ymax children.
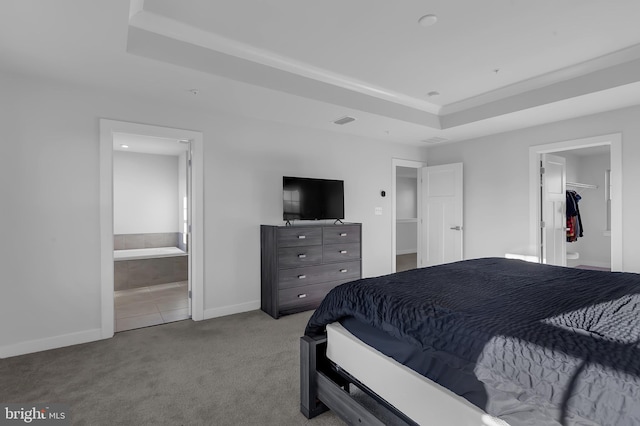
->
<box><xmin>333</xmin><ymin>116</ymin><xmax>356</xmax><ymax>125</ymax></box>
<box><xmin>422</xmin><ymin>136</ymin><xmax>449</xmax><ymax>144</ymax></box>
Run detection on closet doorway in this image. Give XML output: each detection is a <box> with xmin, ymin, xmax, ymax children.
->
<box><xmin>99</xmin><ymin>120</ymin><xmax>204</xmax><ymax>339</ymax></box>
<box><xmin>528</xmin><ymin>134</ymin><xmax>622</xmax><ymax>271</ymax></box>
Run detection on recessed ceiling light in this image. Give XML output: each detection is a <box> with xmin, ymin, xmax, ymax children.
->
<box><xmin>418</xmin><ymin>14</ymin><xmax>438</xmax><ymax>27</ymax></box>
<box><xmin>120</xmin><ymin>144</ymin><xmax>129</xmax><ymax>149</ymax></box>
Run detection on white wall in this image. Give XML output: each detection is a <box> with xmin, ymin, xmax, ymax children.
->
<box><xmin>426</xmin><ymin>105</ymin><xmax>640</xmax><ymax>273</ymax></box>
<box><xmin>113</xmin><ymin>151</ymin><xmax>179</xmax><ymax>234</ymax></box>
<box><xmin>0</xmin><ymin>72</ymin><xmax>427</xmax><ymax>356</ymax></box>
<box><xmin>396</xmin><ymin>176</ymin><xmax>418</xmax><ymax>254</ymax></box>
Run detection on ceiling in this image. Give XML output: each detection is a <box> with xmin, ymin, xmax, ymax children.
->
<box><xmin>3</xmin><ymin>0</ymin><xmax>640</xmax><ymax>145</ymax></box>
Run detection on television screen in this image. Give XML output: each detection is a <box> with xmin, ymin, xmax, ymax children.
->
<box><xmin>283</xmin><ymin>176</ymin><xmax>344</xmax><ymax>221</ymax></box>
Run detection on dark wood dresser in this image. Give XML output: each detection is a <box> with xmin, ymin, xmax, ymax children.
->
<box><xmin>260</xmin><ymin>223</ymin><xmax>362</xmax><ymax>319</ymax></box>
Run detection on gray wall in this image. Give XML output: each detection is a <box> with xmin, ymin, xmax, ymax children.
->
<box><xmin>426</xmin><ymin>105</ymin><xmax>640</xmax><ymax>272</ymax></box>
<box><xmin>0</xmin><ymin>72</ymin><xmax>427</xmax><ymax>356</ymax></box>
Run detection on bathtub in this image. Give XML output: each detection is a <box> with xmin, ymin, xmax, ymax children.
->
<box><xmin>114</xmin><ymin>246</ymin><xmax>187</xmax><ymax>261</ymax></box>
<box><xmin>114</xmin><ymin>247</ymin><xmax>188</xmax><ymax>291</ymax></box>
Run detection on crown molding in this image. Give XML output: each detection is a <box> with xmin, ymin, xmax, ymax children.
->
<box><xmin>129</xmin><ymin>10</ymin><xmax>441</xmax><ymax>115</ymax></box>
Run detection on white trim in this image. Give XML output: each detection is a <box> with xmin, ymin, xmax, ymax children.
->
<box><xmin>391</xmin><ymin>159</ymin><xmax>426</xmax><ymax>273</ymax></box>
<box><xmin>129</xmin><ymin>11</ymin><xmax>441</xmax><ymax>115</ymax></box>
<box><xmin>203</xmin><ymin>301</ymin><xmax>261</xmax><ymax>320</ymax></box>
<box><xmin>99</xmin><ymin>119</ymin><xmax>205</xmax><ymax>342</ymax></box>
<box><xmin>0</xmin><ymin>329</ymin><xmax>103</xmax><ymax>359</ymax></box>
<box><xmin>528</xmin><ymin>133</ymin><xmax>622</xmax><ymax>271</ymax></box>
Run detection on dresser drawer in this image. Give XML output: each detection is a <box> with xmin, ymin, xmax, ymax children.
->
<box><xmin>278</xmin><ymin>281</ymin><xmax>342</xmax><ymax>312</ymax></box>
<box><xmin>278</xmin><ymin>261</ymin><xmax>361</xmax><ymax>289</ymax></box>
<box><xmin>323</xmin><ymin>225</ymin><xmax>360</xmax><ymax>244</ymax></box>
<box><xmin>278</xmin><ymin>245</ymin><xmax>323</xmax><ymax>268</ymax></box>
<box><xmin>323</xmin><ymin>243</ymin><xmax>361</xmax><ymax>263</ymax></box>
<box><xmin>278</xmin><ymin>227</ymin><xmax>322</xmax><ymax>247</ymax></box>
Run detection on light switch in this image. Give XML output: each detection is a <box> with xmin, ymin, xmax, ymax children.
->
<box><xmin>374</xmin><ymin>207</ymin><xmax>383</xmax><ymax>216</ymax></box>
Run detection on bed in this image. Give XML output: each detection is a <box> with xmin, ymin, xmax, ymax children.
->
<box><xmin>300</xmin><ymin>257</ymin><xmax>640</xmax><ymax>425</ymax></box>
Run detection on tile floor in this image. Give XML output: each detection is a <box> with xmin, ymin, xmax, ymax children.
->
<box><xmin>114</xmin><ymin>281</ymin><xmax>190</xmax><ymax>332</ymax></box>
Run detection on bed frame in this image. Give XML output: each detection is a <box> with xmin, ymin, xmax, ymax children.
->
<box><xmin>300</xmin><ymin>334</ymin><xmax>416</xmax><ymax>425</ymax></box>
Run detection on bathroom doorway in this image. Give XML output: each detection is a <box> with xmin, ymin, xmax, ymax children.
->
<box><xmin>99</xmin><ymin>120</ymin><xmax>204</xmax><ymax>338</ymax></box>
<box><xmin>112</xmin><ymin>134</ymin><xmax>191</xmax><ymax>331</ymax></box>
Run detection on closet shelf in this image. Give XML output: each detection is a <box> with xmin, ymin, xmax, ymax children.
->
<box><xmin>396</xmin><ymin>218</ymin><xmax>418</xmax><ymax>223</ymax></box>
<box><xmin>567</xmin><ymin>181</ymin><xmax>597</xmax><ymax>189</ymax></box>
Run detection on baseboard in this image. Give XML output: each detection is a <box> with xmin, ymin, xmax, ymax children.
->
<box><xmin>396</xmin><ymin>250</ymin><xmax>417</xmax><ymax>256</ymax></box>
<box><xmin>202</xmin><ymin>300</ymin><xmax>261</xmax><ymax>320</ymax></box>
<box><xmin>0</xmin><ymin>328</ymin><xmax>104</xmax><ymax>359</ymax></box>
<box><xmin>575</xmin><ymin>260</ymin><xmax>611</xmax><ymax>269</ymax></box>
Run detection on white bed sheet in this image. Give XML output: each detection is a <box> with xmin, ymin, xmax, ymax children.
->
<box><xmin>325</xmin><ymin>322</ymin><xmax>509</xmax><ymax>426</ymax></box>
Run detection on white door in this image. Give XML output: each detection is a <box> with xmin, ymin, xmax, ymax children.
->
<box><xmin>420</xmin><ymin>163</ymin><xmax>463</xmax><ymax>267</ymax></box>
<box><xmin>540</xmin><ymin>153</ymin><xmax>566</xmax><ymax>266</ymax></box>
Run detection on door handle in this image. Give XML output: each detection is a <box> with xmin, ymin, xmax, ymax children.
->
<box><xmin>450</xmin><ymin>226</ymin><xmax>462</xmax><ymax>231</ymax></box>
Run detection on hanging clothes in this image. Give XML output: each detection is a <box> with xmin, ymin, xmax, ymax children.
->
<box><xmin>566</xmin><ymin>190</ymin><xmax>583</xmax><ymax>242</ymax></box>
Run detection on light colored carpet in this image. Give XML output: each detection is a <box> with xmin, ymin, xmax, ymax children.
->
<box><xmin>0</xmin><ymin>310</ymin><xmax>344</xmax><ymax>426</ymax></box>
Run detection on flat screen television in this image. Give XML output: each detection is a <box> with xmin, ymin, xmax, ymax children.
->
<box><xmin>283</xmin><ymin>176</ymin><xmax>344</xmax><ymax>221</ymax></box>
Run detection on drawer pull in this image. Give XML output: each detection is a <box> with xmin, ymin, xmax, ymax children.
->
<box><xmin>297</xmin><ymin>293</ymin><xmax>307</xmax><ymax>299</ymax></box>
<box><xmin>340</xmin><ymin>233</ymin><xmax>347</xmax><ymax>237</ymax></box>
<box><xmin>298</xmin><ymin>254</ymin><xmax>307</xmax><ymax>259</ymax></box>
<box><xmin>298</xmin><ymin>235</ymin><xmax>306</xmax><ymax>239</ymax></box>
<box><xmin>298</xmin><ymin>274</ymin><xmax>307</xmax><ymax>279</ymax></box>
<box><xmin>340</xmin><ymin>269</ymin><xmax>348</xmax><ymax>273</ymax></box>
<box><xmin>339</xmin><ymin>250</ymin><xmax>348</xmax><ymax>254</ymax></box>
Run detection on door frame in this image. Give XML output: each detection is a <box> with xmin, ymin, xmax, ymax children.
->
<box><xmin>528</xmin><ymin>133</ymin><xmax>622</xmax><ymax>271</ymax></box>
<box><xmin>391</xmin><ymin>158</ymin><xmax>425</xmax><ymax>273</ymax></box>
<box><xmin>99</xmin><ymin>119</ymin><xmax>205</xmax><ymax>339</ymax></box>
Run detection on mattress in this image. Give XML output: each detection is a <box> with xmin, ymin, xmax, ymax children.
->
<box><xmin>326</xmin><ymin>321</ymin><xmax>506</xmax><ymax>426</ymax></box>
<box><xmin>307</xmin><ymin>257</ymin><xmax>640</xmax><ymax>425</ymax></box>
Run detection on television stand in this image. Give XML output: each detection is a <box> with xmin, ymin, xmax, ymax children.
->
<box><xmin>333</xmin><ymin>219</ymin><xmax>344</xmax><ymax>225</ymax></box>
<box><xmin>260</xmin><ymin>223</ymin><xmax>362</xmax><ymax>318</ymax></box>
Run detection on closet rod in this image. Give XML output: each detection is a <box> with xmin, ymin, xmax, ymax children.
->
<box><xmin>567</xmin><ymin>181</ymin><xmax>597</xmax><ymax>189</ymax></box>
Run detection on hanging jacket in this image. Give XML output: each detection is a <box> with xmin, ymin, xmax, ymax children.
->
<box><xmin>566</xmin><ymin>190</ymin><xmax>583</xmax><ymax>242</ymax></box>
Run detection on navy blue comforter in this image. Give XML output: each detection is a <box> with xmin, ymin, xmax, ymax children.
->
<box><xmin>305</xmin><ymin>258</ymin><xmax>640</xmax><ymax>425</ymax></box>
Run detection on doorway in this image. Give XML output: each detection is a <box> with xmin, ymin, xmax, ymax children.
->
<box><xmin>395</xmin><ymin>166</ymin><xmax>419</xmax><ymax>272</ymax></box>
<box><xmin>99</xmin><ymin>120</ymin><xmax>204</xmax><ymax>339</ymax></box>
<box><xmin>391</xmin><ymin>159</ymin><xmax>424</xmax><ymax>273</ymax></box>
<box><xmin>529</xmin><ymin>133</ymin><xmax>622</xmax><ymax>271</ymax></box>
<box><xmin>112</xmin><ymin>134</ymin><xmax>190</xmax><ymax>331</ymax></box>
